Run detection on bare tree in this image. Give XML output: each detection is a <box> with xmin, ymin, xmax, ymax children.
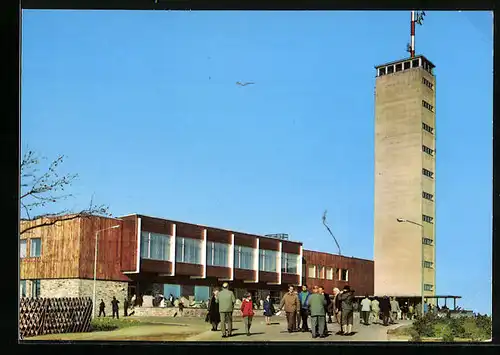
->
<box><xmin>20</xmin><ymin>150</ymin><xmax>110</xmax><ymax>235</ymax></box>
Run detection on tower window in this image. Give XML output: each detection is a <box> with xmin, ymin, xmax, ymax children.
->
<box><xmin>422</xmin><ymin>168</ymin><xmax>434</xmax><ymax>179</ymax></box>
<box><xmin>423</xmin><ymin>261</ymin><xmax>434</xmax><ymax>269</ymax></box>
<box><xmin>424</xmin><ymin>284</ymin><xmax>434</xmax><ymax>291</ymax></box>
<box><xmin>422</xmin><ymin>122</ymin><xmax>434</xmax><ymax>134</ymax></box>
<box><xmin>395</xmin><ymin>63</ymin><xmax>402</xmax><ymax>72</ymax></box>
<box><xmin>412</xmin><ymin>59</ymin><xmax>420</xmax><ymax>68</ymax></box>
<box><xmin>422</xmin><ymin>215</ymin><xmax>434</xmax><ymax>224</ymax></box>
<box><xmin>379</xmin><ymin>67</ymin><xmax>386</xmax><ymax>76</ymax></box>
<box><xmin>404</xmin><ymin>61</ymin><xmax>411</xmax><ymax>70</ymax></box>
<box><xmin>387</xmin><ymin>65</ymin><xmax>394</xmax><ymax>74</ymax></box>
<box><xmin>422</xmin><ymin>100</ymin><xmax>434</xmax><ymax>112</ymax></box>
<box><xmin>422</xmin><ymin>237</ymin><xmax>434</xmax><ymax>245</ymax></box>
<box><xmin>422</xmin><ymin>145</ymin><xmax>434</xmax><ymax>156</ymax></box>
<box><xmin>422</xmin><ymin>191</ymin><xmax>434</xmax><ymax>201</ymax></box>
<box><xmin>422</xmin><ymin>77</ymin><xmax>434</xmax><ymax>90</ymax></box>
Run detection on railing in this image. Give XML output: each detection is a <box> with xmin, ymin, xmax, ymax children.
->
<box><xmin>19</xmin><ymin>297</ymin><xmax>93</xmax><ymax>339</ymax></box>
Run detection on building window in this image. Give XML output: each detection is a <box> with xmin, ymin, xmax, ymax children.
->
<box><xmin>31</xmin><ymin>280</ymin><xmax>41</xmax><ymax>298</ymax></box>
<box><xmin>423</xmin><ymin>261</ymin><xmax>434</xmax><ymax>269</ymax></box>
<box><xmin>422</xmin><ymin>191</ymin><xmax>434</xmax><ymax>201</ymax></box>
<box><xmin>387</xmin><ymin>65</ymin><xmax>394</xmax><ymax>74</ymax></box>
<box><xmin>141</xmin><ymin>232</ymin><xmax>171</xmax><ymax>261</ymax></box>
<box><xmin>30</xmin><ymin>238</ymin><xmax>41</xmax><ymax>257</ymax></box>
<box><xmin>281</xmin><ymin>252</ymin><xmax>299</xmax><ymax>274</ymax></box>
<box><xmin>379</xmin><ymin>67</ymin><xmax>386</xmax><ymax>76</ymax></box>
<box><xmin>404</xmin><ymin>61</ymin><xmax>411</xmax><ymax>70</ymax></box>
<box><xmin>326</xmin><ymin>267</ymin><xmax>333</xmax><ymax>280</ymax></box>
<box><xmin>422</xmin><ymin>168</ymin><xmax>434</xmax><ymax>179</ymax></box>
<box><xmin>20</xmin><ymin>240</ymin><xmax>27</xmax><ymax>259</ymax></box>
<box><xmin>20</xmin><ymin>280</ymin><xmax>27</xmax><ymax>298</ymax></box>
<box><xmin>234</xmin><ymin>245</ymin><xmax>254</xmax><ymax>270</ymax></box>
<box><xmin>318</xmin><ymin>265</ymin><xmax>325</xmax><ymax>279</ymax></box>
<box><xmin>424</xmin><ymin>284</ymin><xmax>434</xmax><ymax>291</ymax></box>
<box><xmin>340</xmin><ymin>269</ymin><xmax>349</xmax><ymax>281</ymax></box>
<box><xmin>422</xmin><ymin>100</ymin><xmax>434</xmax><ymax>112</ymax></box>
<box><xmin>422</xmin><ymin>238</ymin><xmax>434</xmax><ymax>245</ymax></box>
<box><xmin>395</xmin><ymin>63</ymin><xmax>402</xmax><ymax>72</ymax></box>
<box><xmin>207</xmin><ymin>241</ymin><xmax>229</xmax><ymax>267</ymax></box>
<box><xmin>422</xmin><ymin>122</ymin><xmax>434</xmax><ymax>134</ymax></box>
<box><xmin>176</xmin><ymin>237</ymin><xmax>202</xmax><ymax>264</ymax></box>
<box><xmin>308</xmin><ymin>265</ymin><xmax>316</xmax><ymax>278</ymax></box>
<box><xmin>422</xmin><ymin>215</ymin><xmax>434</xmax><ymax>224</ymax></box>
<box><xmin>422</xmin><ymin>145</ymin><xmax>434</xmax><ymax>156</ymax></box>
<box><xmin>422</xmin><ymin>77</ymin><xmax>434</xmax><ymax>90</ymax></box>
<box><xmin>412</xmin><ymin>59</ymin><xmax>420</xmax><ymax>68</ymax></box>
<box><xmin>259</xmin><ymin>249</ymin><xmax>277</xmax><ymax>272</ymax></box>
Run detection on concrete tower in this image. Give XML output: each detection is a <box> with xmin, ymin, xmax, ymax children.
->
<box><xmin>373</xmin><ymin>56</ymin><xmax>436</xmax><ymax>299</ymax></box>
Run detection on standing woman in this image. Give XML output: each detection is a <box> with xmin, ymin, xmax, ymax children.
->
<box><xmin>263</xmin><ymin>294</ymin><xmax>274</xmax><ymax>325</ymax></box>
<box><xmin>241</xmin><ymin>292</ymin><xmax>255</xmax><ymax>336</ymax></box>
<box><xmin>207</xmin><ymin>288</ymin><xmax>221</xmax><ymax>331</ymax></box>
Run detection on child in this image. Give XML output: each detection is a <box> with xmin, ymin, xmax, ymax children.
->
<box><xmin>263</xmin><ymin>294</ymin><xmax>274</xmax><ymax>325</ymax></box>
<box><xmin>240</xmin><ymin>293</ymin><xmax>255</xmax><ymax>336</ymax></box>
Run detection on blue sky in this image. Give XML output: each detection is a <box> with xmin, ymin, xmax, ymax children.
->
<box><xmin>21</xmin><ymin>10</ymin><xmax>492</xmax><ymax>315</ymax></box>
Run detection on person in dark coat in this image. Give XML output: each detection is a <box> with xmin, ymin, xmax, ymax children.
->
<box><xmin>338</xmin><ymin>286</ymin><xmax>355</xmax><ymax>336</ymax></box>
<box><xmin>263</xmin><ymin>294</ymin><xmax>275</xmax><ymax>325</ymax></box>
<box><xmin>206</xmin><ymin>289</ymin><xmax>221</xmax><ymax>331</ymax></box>
<box><xmin>379</xmin><ymin>295</ymin><xmax>391</xmax><ymax>326</ymax></box>
<box><xmin>111</xmin><ymin>296</ymin><xmax>120</xmax><ymax>319</ymax></box>
<box><xmin>124</xmin><ymin>297</ymin><xmax>129</xmax><ymax>317</ymax></box>
<box><xmin>98</xmin><ymin>299</ymin><xmax>105</xmax><ymax>317</ymax></box>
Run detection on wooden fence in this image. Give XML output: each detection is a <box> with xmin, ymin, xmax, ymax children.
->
<box><xmin>19</xmin><ymin>297</ymin><xmax>93</xmax><ymax>339</ymax></box>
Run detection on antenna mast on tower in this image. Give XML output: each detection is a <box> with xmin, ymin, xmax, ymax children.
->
<box><xmin>407</xmin><ymin>10</ymin><xmax>426</xmax><ymax>58</ymax></box>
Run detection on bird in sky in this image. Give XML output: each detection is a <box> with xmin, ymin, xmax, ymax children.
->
<box><xmin>236</xmin><ymin>81</ymin><xmax>255</xmax><ymax>87</ymax></box>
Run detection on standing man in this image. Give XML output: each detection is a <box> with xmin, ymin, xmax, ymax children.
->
<box><xmin>111</xmin><ymin>296</ymin><xmax>120</xmax><ymax>319</ymax></box>
<box><xmin>98</xmin><ymin>299</ymin><xmax>106</xmax><ymax>317</ymax></box>
<box><xmin>308</xmin><ymin>286</ymin><xmax>327</xmax><ymax>339</ymax></box>
<box><xmin>380</xmin><ymin>296</ymin><xmax>391</xmax><ymax>326</ymax></box>
<box><xmin>297</xmin><ymin>284</ymin><xmax>311</xmax><ymax>332</ymax></box>
<box><xmin>333</xmin><ymin>288</ymin><xmax>342</xmax><ymax>329</ymax></box>
<box><xmin>318</xmin><ymin>286</ymin><xmax>330</xmax><ymax>336</ymax></box>
<box><xmin>216</xmin><ymin>282</ymin><xmax>236</xmax><ymax>338</ymax></box>
<box><xmin>338</xmin><ymin>285</ymin><xmax>355</xmax><ymax>336</ymax></box>
<box><xmin>390</xmin><ymin>297</ymin><xmax>400</xmax><ymax>324</ymax></box>
<box><xmin>370</xmin><ymin>296</ymin><xmax>380</xmax><ymax>324</ymax></box>
<box><xmin>279</xmin><ymin>285</ymin><xmax>300</xmax><ymax>333</ymax></box>
<box><xmin>360</xmin><ymin>294</ymin><xmax>371</xmax><ymax>325</ymax></box>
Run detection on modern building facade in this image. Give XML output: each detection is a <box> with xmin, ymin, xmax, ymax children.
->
<box><xmin>20</xmin><ymin>214</ymin><xmax>374</xmax><ymax>311</ymax></box>
<box><xmin>373</xmin><ymin>55</ymin><xmax>436</xmax><ymax>299</ymax></box>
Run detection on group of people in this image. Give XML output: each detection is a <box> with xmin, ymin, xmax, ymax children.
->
<box><xmin>205</xmin><ymin>283</ymin><xmax>358</xmax><ymax>339</ymax></box>
<box><xmin>98</xmin><ymin>295</ymin><xmax>137</xmax><ymax>319</ymax></box>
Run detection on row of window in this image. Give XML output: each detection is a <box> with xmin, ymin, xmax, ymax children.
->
<box><xmin>20</xmin><ymin>238</ymin><xmax>41</xmax><ymax>258</ymax></box>
<box><xmin>422</xmin><ymin>191</ymin><xmax>434</xmax><ymax>201</ymax></box>
<box><xmin>422</xmin><ymin>215</ymin><xmax>434</xmax><ymax>224</ymax></box>
<box><xmin>377</xmin><ymin>58</ymin><xmax>421</xmax><ymax>76</ymax></box>
<box><xmin>140</xmin><ymin>232</ymin><xmax>300</xmax><ymax>273</ymax></box>
<box><xmin>422</xmin><ymin>122</ymin><xmax>434</xmax><ymax>134</ymax></box>
<box><xmin>422</xmin><ymin>100</ymin><xmax>434</xmax><ymax>112</ymax></box>
<box><xmin>423</xmin><ymin>261</ymin><xmax>434</xmax><ymax>269</ymax></box>
<box><xmin>20</xmin><ymin>280</ymin><xmax>41</xmax><ymax>298</ymax></box>
<box><xmin>422</xmin><ymin>168</ymin><xmax>434</xmax><ymax>179</ymax></box>
<box><xmin>422</xmin><ymin>238</ymin><xmax>434</xmax><ymax>245</ymax></box>
<box><xmin>307</xmin><ymin>265</ymin><xmax>348</xmax><ymax>281</ymax></box>
<box><xmin>422</xmin><ymin>77</ymin><xmax>434</xmax><ymax>90</ymax></box>
<box><xmin>422</xmin><ymin>145</ymin><xmax>434</xmax><ymax>156</ymax></box>
<box><xmin>424</xmin><ymin>284</ymin><xmax>434</xmax><ymax>291</ymax></box>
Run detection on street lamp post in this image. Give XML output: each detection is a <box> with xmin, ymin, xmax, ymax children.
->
<box><xmin>93</xmin><ymin>224</ymin><xmax>121</xmax><ymax>319</ymax></box>
<box><xmin>396</xmin><ymin>218</ymin><xmax>425</xmax><ymax>318</ymax></box>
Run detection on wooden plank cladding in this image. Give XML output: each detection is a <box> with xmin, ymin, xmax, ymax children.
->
<box><xmin>206</xmin><ymin>228</ymin><xmax>231</xmax><ymax>244</ymax></box>
<box><xmin>120</xmin><ymin>217</ymin><xmax>137</xmax><ymax>272</ymax></box>
<box><xmin>258</xmin><ymin>237</ymin><xmax>280</xmax><ymax>251</ymax></box>
<box><xmin>140</xmin><ymin>216</ymin><xmax>174</xmax><ymax>236</ymax></box>
<box><xmin>176</xmin><ymin>262</ymin><xmax>203</xmax><ymax>276</ymax></box>
<box><xmin>206</xmin><ymin>266</ymin><xmax>230</xmax><ymax>279</ymax></box>
<box><xmin>282</xmin><ymin>242</ymin><xmax>301</xmax><ymax>254</ymax></box>
<box><xmin>259</xmin><ymin>271</ymin><xmax>279</xmax><ymax>283</ymax></box>
<box><xmin>233</xmin><ymin>233</ymin><xmax>255</xmax><ymax>248</ymax></box>
<box><xmin>234</xmin><ymin>269</ymin><xmax>255</xmax><ymax>281</ymax></box>
<box><xmin>140</xmin><ymin>259</ymin><xmax>172</xmax><ymax>274</ymax></box>
<box><xmin>175</xmin><ymin>222</ymin><xmax>203</xmax><ymax>240</ymax></box>
<box><xmin>282</xmin><ymin>273</ymin><xmax>300</xmax><ymax>286</ymax></box>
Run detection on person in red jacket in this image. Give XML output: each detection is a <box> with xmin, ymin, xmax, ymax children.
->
<box><xmin>240</xmin><ymin>292</ymin><xmax>255</xmax><ymax>336</ymax></box>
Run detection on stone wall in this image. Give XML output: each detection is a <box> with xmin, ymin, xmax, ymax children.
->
<box><xmin>39</xmin><ymin>279</ymin><xmax>128</xmax><ymax>317</ymax></box>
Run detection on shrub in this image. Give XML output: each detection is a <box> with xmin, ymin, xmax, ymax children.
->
<box><xmin>412</xmin><ymin>312</ymin><xmax>438</xmax><ymax>338</ymax></box>
<box><xmin>90</xmin><ymin>317</ymin><xmax>140</xmax><ymax>332</ymax></box>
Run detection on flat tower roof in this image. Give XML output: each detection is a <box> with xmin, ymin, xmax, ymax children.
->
<box><xmin>375</xmin><ymin>54</ymin><xmax>435</xmax><ymax>69</ymax></box>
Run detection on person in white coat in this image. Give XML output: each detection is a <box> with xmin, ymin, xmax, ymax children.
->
<box><xmin>360</xmin><ymin>294</ymin><xmax>372</xmax><ymax>325</ymax></box>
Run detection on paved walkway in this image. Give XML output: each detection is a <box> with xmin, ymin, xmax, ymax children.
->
<box><xmin>187</xmin><ymin>317</ymin><xmax>413</xmax><ymax>342</ymax></box>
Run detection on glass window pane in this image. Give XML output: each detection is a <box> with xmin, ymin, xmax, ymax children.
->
<box><xmin>30</xmin><ymin>239</ymin><xmax>41</xmax><ymax>257</ymax></box>
<box><xmin>20</xmin><ymin>280</ymin><xmax>26</xmax><ymax>297</ymax></box>
<box><xmin>213</xmin><ymin>242</ymin><xmax>229</xmax><ymax>267</ymax></box>
<box><xmin>32</xmin><ymin>280</ymin><xmax>41</xmax><ymax>298</ymax></box>
<box><xmin>20</xmin><ymin>240</ymin><xmax>27</xmax><ymax>259</ymax></box>
<box><xmin>141</xmin><ymin>232</ymin><xmax>149</xmax><ymax>258</ymax></box>
<box><xmin>176</xmin><ymin>237</ymin><xmax>183</xmax><ymax>262</ymax></box>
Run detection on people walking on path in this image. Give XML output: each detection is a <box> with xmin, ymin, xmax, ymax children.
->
<box><xmin>360</xmin><ymin>294</ymin><xmax>371</xmax><ymax>325</ymax></box>
<box><xmin>370</xmin><ymin>297</ymin><xmax>380</xmax><ymax>324</ymax></box>
<box><xmin>298</xmin><ymin>285</ymin><xmax>311</xmax><ymax>332</ymax></box>
<box><xmin>216</xmin><ymin>282</ymin><xmax>236</xmax><ymax>338</ymax></box>
<box><xmin>207</xmin><ymin>288</ymin><xmax>221</xmax><ymax>331</ymax></box>
<box><xmin>111</xmin><ymin>296</ymin><xmax>120</xmax><ymax>319</ymax></box>
<box><xmin>240</xmin><ymin>292</ymin><xmax>255</xmax><ymax>336</ymax></box>
<box><xmin>338</xmin><ymin>285</ymin><xmax>355</xmax><ymax>336</ymax></box>
<box><xmin>380</xmin><ymin>296</ymin><xmax>391</xmax><ymax>326</ymax></box>
<box><xmin>263</xmin><ymin>294</ymin><xmax>275</xmax><ymax>325</ymax></box>
<box><xmin>390</xmin><ymin>297</ymin><xmax>400</xmax><ymax>324</ymax></box>
<box><xmin>98</xmin><ymin>299</ymin><xmax>105</xmax><ymax>317</ymax></box>
<box><xmin>318</xmin><ymin>286</ymin><xmax>330</xmax><ymax>336</ymax></box>
<box><xmin>308</xmin><ymin>286</ymin><xmax>327</xmax><ymax>339</ymax></box>
<box><xmin>401</xmin><ymin>302</ymin><xmax>408</xmax><ymax>320</ymax></box>
<box><xmin>279</xmin><ymin>285</ymin><xmax>301</xmax><ymax>333</ymax></box>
